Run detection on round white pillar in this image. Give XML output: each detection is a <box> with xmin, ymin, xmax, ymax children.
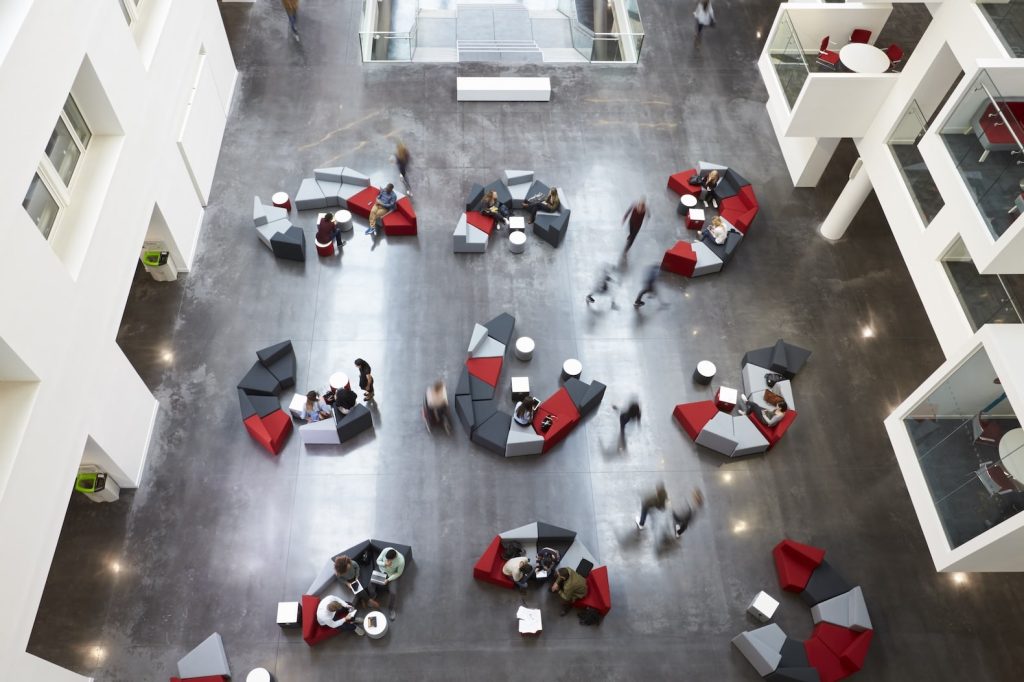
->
<box><xmin>820</xmin><ymin>159</ymin><xmax>873</xmax><ymax>241</ymax></box>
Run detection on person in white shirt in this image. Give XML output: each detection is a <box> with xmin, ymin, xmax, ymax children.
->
<box><xmin>503</xmin><ymin>555</ymin><xmax>534</xmax><ymax>592</ymax></box>
<box><xmin>316</xmin><ymin>595</ymin><xmax>364</xmax><ymax>635</ymax></box>
<box><xmin>702</xmin><ymin>216</ymin><xmax>731</xmax><ymax>245</ymax></box>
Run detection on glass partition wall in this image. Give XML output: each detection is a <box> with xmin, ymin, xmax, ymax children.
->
<box><xmin>767</xmin><ymin>12</ymin><xmax>809</xmax><ymax>110</ymax></box>
<box><xmin>940</xmin><ymin>70</ymin><xmax>1024</xmax><ymax>240</ymax></box>
<box><xmin>903</xmin><ymin>348</ymin><xmax>1024</xmax><ymax>549</ymax></box>
<box><xmin>979</xmin><ymin>0</ymin><xmax>1024</xmax><ymax>58</ymax></box>
<box><xmin>942</xmin><ymin>237</ymin><xmax>1024</xmax><ymax>329</ymax></box>
<box><xmin>888</xmin><ymin>101</ymin><xmax>944</xmax><ymax>225</ymax></box>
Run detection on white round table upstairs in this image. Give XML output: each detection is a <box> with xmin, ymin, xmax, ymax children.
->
<box><xmin>999</xmin><ymin>428</ymin><xmax>1024</xmax><ymax>481</ymax></box>
<box><xmin>838</xmin><ymin>43</ymin><xmax>891</xmax><ymax>74</ymax></box>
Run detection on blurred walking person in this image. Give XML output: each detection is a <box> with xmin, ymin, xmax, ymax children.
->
<box><xmin>622</xmin><ymin>197</ymin><xmax>648</xmax><ymax>253</ymax></box>
<box><xmin>282</xmin><ymin>0</ymin><xmax>300</xmax><ymax>40</ymax></box>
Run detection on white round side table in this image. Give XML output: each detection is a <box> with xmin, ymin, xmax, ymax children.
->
<box><xmin>515</xmin><ymin>337</ymin><xmax>535</xmax><ymax>361</ymax></box>
<box><xmin>246</xmin><ymin>668</ymin><xmax>272</xmax><ymax>682</ymax></box>
<box><xmin>363</xmin><ymin>610</ymin><xmax>389</xmax><ymax>639</ymax></box>
<box><xmin>694</xmin><ymin>360</ymin><xmax>717</xmax><ymax>385</ymax></box>
<box><xmin>336</xmin><ymin>209</ymin><xmax>354</xmax><ymax>232</ymax></box>
<box><xmin>562</xmin><ymin>358</ymin><xmax>583</xmax><ymax>381</ymax></box>
<box><xmin>509</xmin><ymin>231</ymin><xmax>527</xmax><ymax>254</ymax></box>
<box><xmin>329</xmin><ymin>372</ymin><xmax>351</xmax><ymax>391</ymax></box>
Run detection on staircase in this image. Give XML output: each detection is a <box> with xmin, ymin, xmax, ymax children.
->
<box><xmin>455</xmin><ymin>4</ymin><xmax>543</xmax><ymax>63</ymax></box>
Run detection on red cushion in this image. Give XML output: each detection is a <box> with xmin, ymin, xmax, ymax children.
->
<box><xmin>382</xmin><ymin>210</ymin><xmax>417</xmax><ymax>236</ymax></box>
<box><xmin>804</xmin><ymin>635</ymin><xmax>851</xmax><ymax>682</ymax></box>
<box><xmin>574</xmin><ymin>565</ymin><xmax>611</xmax><ymax>615</ymax></box>
<box><xmin>466</xmin><ymin>210</ymin><xmax>495</xmax><ymax>235</ymax></box>
<box><xmin>466</xmin><ymin>357</ymin><xmax>503</xmax><ymax>387</ymax></box>
<box><xmin>301</xmin><ymin>594</ymin><xmax>345</xmax><ymax>646</ymax></box>
<box><xmin>243</xmin><ymin>414</ymin><xmax>272</xmax><ymax>452</ymax></box>
<box><xmin>772</xmin><ymin>539</ymin><xmax>825</xmax><ymax>592</ymax></box>
<box><xmin>262</xmin><ymin>409</ymin><xmax>293</xmax><ymax>455</ymax></box>
<box><xmin>814</xmin><ymin>622</ymin><xmax>872</xmax><ymax>669</ymax></box>
<box><xmin>668</xmin><ymin>168</ymin><xmax>700</xmax><ymax>196</ymax></box>
<box><xmin>748</xmin><ymin>408</ymin><xmax>797</xmax><ymax>448</ymax></box>
<box><xmin>673</xmin><ymin>401</ymin><xmax>718</xmax><ymax>440</ymax></box>
<box><xmin>396</xmin><ymin>196</ymin><xmax>417</xmax><ymax>223</ymax></box>
<box><xmin>818</xmin><ymin>50</ymin><xmax>840</xmax><ymax>66</ymax></box>
<box><xmin>661</xmin><ymin>241</ymin><xmax>697</xmax><ymax>277</ymax></box>
<box><xmin>473</xmin><ymin>535</ymin><xmax>514</xmax><ymax>588</ymax></box>
<box><xmin>346</xmin><ymin>186</ymin><xmax>379</xmax><ymax>218</ymax></box>
<box><xmin>728</xmin><ymin>207</ymin><xmax>759</xmax><ymax>234</ymax></box>
<box><xmin>533</xmin><ymin>387</ymin><xmax>581</xmax><ymax>452</ymax></box>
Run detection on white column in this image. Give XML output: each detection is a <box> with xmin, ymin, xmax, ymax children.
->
<box><xmin>820</xmin><ymin>158</ymin><xmax>874</xmax><ymax>241</ymax></box>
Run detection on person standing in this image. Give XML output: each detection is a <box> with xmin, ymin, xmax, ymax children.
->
<box><xmin>281</xmin><ymin>0</ymin><xmax>300</xmax><ymax>40</ymax></box>
<box><xmin>613</xmin><ymin>399</ymin><xmax>641</xmax><ymax>449</ymax></box>
<box><xmin>395</xmin><ymin>142</ymin><xmax>412</xmax><ymax>195</ymax></box>
<box><xmin>623</xmin><ymin>197</ymin><xmax>648</xmax><ymax>253</ymax></box>
<box><xmin>355</xmin><ymin>358</ymin><xmax>375</xmax><ymax>403</ymax></box>
<box><xmin>634</xmin><ymin>264</ymin><xmax>660</xmax><ymax>307</ymax></box>
<box><xmin>694</xmin><ymin>0</ymin><xmax>715</xmax><ymax>39</ymax></box>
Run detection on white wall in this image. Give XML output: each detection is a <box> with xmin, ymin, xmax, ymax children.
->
<box><xmin>0</xmin><ymin>1</ymin><xmax>236</xmax><ymax>679</ymax></box>
<box><xmin>787</xmin><ymin>73</ymin><xmax>898</xmax><ymax>138</ymax></box>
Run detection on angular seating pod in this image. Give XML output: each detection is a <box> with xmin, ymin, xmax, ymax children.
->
<box><xmin>176</xmin><ymin>633</ymin><xmax>231</xmax><ymax>679</ymax></box>
<box><xmin>453</xmin><ymin>171</ymin><xmax>568</xmax><ymax>253</ymax></box>
<box><xmin>473</xmin><ymin>521</ymin><xmax>611</xmax><ymax>615</ymax></box>
<box><xmin>662</xmin><ymin>162</ymin><xmax>759</xmax><ymax>279</ymax></box>
<box><xmin>292</xmin><ymin>166</ymin><xmax>417</xmax><ymax>235</ymax></box>
<box><xmin>237</xmin><ymin>341</ymin><xmax>297</xmax><ymax>455</ymax></box>
<box><xmin>455</xmin><ymin>313</ymin><xmax>604</xmax><ymax>457</ymax></box>
<box><xmin>253</xmin><ymin>196</ymin><xmax>305</xmax><ymax>262</ymax></box>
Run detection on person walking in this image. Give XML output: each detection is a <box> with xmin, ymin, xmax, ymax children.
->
<box><xmin>585</xmin><ymin>265</ymin><xmax>618</xmax><ymax>309</ymax></box>
<box><xmin>694</xmin><ymin>0</ymin><xmax>715</xmax><ymax>39</ymax></box>
<box><xmin>636</xmin><ymin>483</ymin><xmax>704</xmax><ymax>539</ymax></box>
<box><xmin>613</xmin><ymin>399</ymin><xmax>641</xmax><ymax>450</ymax></box>
<box><xmin>394</xmin><ymin>142</ymin><xmax>412</xmax><ymax>196</ymax></box>
<box><xmin>672</xmin><ymin>488</ymin><xmax>705</xmax><ymax>539</ymax></box>
<box><xmin>633</xmin><ymin>264</ymin><xmax>660</xmax><ymax>307</ymax></box>
<box><xmin>622</xmin><ymin>197</ymin><xmax>648</xmax><ymax>253</ymax></box>
<box><xmin>282</xmin><ymin>0</ymin><xmax>300</xmax><ymax>40</ymax></box>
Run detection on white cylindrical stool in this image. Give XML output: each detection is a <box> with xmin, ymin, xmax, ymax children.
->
<box><xmin>363</xmin><ymin>610</ymin><xmax>389</xmax><ymax>639</ymax></box>
<box><xmin>246</xmin><ymin>668</ymin><xmax>272</xmax><ymax>682</ymax></box>
<box><xmin>509</xmin><ymin>231</ymin><xmax>527</xmax><ymax>254</ymax></box>
<box><xmin>694</xmin><ymin>360</ymin><xmax>717</xmax><ymax>385</ymax></box>
<box><xmin>678</xmin><ymin>194</ymin><xmax>697</xmax><ymax>214</ymax></box>
<box><xmin>515</xmin><ymin>337</ymin><xmax>535</xmax><ymax>361</ymax></box>
<box><xmin>329</xmin><ymin>372</ymin><xmax>351</xmax><ymax>391</ymax></box>
<box><xmin>272</xmin><ymin>192</ymin><xmax>291</xmax><ymax>211</ymax></box>
<box><xmin>561</xmin><ymin>358</ymin><xmax>583</xmax><ymax>381</ymax></box>
<box><xmin>336</xmin><ymin>209</ymin><xmax>354</xmax><ymax>232</ymax></box>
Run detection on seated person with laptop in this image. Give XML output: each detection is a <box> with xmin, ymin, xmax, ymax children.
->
<box><xmin>738</xmin><ymin>392</ymin><xmax>788</xmax><ymax>427</ymax></box>
<box><xmin>502</xmin><ymin>555</ymin><xmax>534</xmax><ymax>593</ymax></box>
<box><xmin>334</xmin><ymin>555</ymin><xmax>379</xmax><ymax>609</ymax></box>
<box><xmin>316</xmin><ymin>595</ymin><xmax>365</xmax><ymax>636</ymax></box>
<box><xmin>375</xmin><ymin>547</ymin><xmax>406</xmax><ymax>621</ymax></box>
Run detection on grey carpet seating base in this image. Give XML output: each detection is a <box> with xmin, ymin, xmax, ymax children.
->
<box><xmin>731</xmin><ymin>623</ymin><xmax>786</xmax><ymax>677</ymax></box>
<box><xmin>177</xmin><ymin>632</ymin><xmax>231</xmax><ymax>679</ymax></box>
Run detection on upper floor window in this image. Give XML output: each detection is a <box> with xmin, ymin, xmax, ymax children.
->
<box><xmin>22</xmin><ymin>95</ymin><xmax>92</xmax><ymax>240</ymax></box>
<box><xmin>118</xmin><ymin>0</ymin><xmax>144</xmax><ymax>25</ymax></box>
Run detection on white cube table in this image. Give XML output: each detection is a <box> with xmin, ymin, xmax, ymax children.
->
<box><xmin>517</xmin><ymin>605</ymin><xmax>543</xmax><ymax>635</ymax></box>
<box><xmin>508</xmin><ymin>216</ymin><xmax>526</xmax><ymax>232</ymax></box>
<box><xmin>511</xmin><ymin>376</ymin><xmax>530</xmax><ymax>401</ymax></box>
<box><xmin>276</xmin><ymin>601</ymin><xmax>300</xmax><ymax>628</ymax></box>
<box><xmin>747</xmin><ymin>591</ymin><xmax>780</xmax><ymax>623</ymax></box>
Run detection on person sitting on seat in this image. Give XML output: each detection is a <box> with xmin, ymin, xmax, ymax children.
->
<box><xmin>536</xmin><ymin>547</ymin><xmax>561</xmax><ymax>576</ymax></box>
<box><xmin>513</xmin><ymin>396</ymin><xmax>540</xmax><ymax>426</ymax></box>
<box><xmin>301</xmin><ymin>391</ymin><xmax>331</xmax><ymax>423</ymax></box>
<box><xmin>316</xmin><ymin>595</ymin><xmax>364</xmax><ymax>635</ymax></box>
<box><xmin>503</xmin><ymin>555</ymin><xmax>534</xmax><ymax>593</ymax></box>
<box><xmin>480</xmin><ymin>190</ymin><xmax>510</xmax><ymax>229</ymax></box>
<box><xmin>317</xmin><ymin>212</ymin><xmax>343</xmax><ymax>248</ymax></box>
<box><xmin>739</xmin><ymin>395</ymin><xmax>788</xmax><ymax>427</ymax></box>
<box><xmin>367</xmin><ymin>183</ymin><xmax>398</xmax><ymax>234</ymax></box>
<box><xmin>524</xmin><ymin>188</ymin><xmax>560</xmax><ymax>225</ymax></box>
<box><xmin>333</xmin><ymin>385</ymin><xmax>358</xmax><ymax>415</ymax></box>
<box><xmin>424</xmin><ymin>379</ymin><xmax>451</xmax><ymax>434</ymax></box>
<box><xmin>701</xmin><ymin>216</ymin><xmax>731</xmax><ymax>245</ymax></box>
<box><xmin>550</xmin><ymin>566</ymin><xmax>588</xmax><ymax>615</ymax></box>
<box><xmin>334</xmin><ymin>555</ymin><xmax>380</xmax><ymax>609</ymax></box>
<box><xmin>376</xmin><ymin>547</ymin><xmax>405</xmax><ymax>620</ymax></box>
<box><xmin>699</xmin><ymin>169</ymin><xmax>720</xmax><ymax>206</ymax></box>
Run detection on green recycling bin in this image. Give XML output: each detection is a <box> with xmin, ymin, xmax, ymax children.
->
<box><xmin>74</xmin><ymin>471</ymin><xmax>120</xmax><ymax>502</ymax></box>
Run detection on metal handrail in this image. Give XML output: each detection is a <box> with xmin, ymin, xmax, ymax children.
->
<box><xmin>979</xmin><ymin>81</ymin><xmax>1024</xmax><ymax>153</ymax></box>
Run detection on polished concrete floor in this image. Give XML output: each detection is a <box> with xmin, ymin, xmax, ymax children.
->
<box><xmin>27</xmin><ymin>1</ymin><xmax>1024</xmax><ymax>680</ymax></box>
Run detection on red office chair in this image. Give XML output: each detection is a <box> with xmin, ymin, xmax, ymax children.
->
<box><xmin>817</xmin><ymin>36</ymin><xmax>840</xmax><ymax>69</ymax></box>
<box><xmin>850</xmin><ymin>28</ymin><xmax>872</xmax><ymax>43</ymax></box>
<box><xmin>884</xmin><ymin>43</ymin><xmax>903</xmax><ymax>69</ymax></box>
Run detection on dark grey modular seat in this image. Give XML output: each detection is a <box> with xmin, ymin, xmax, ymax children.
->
<box><xmin>238</xmin><ymin>389</ymin><xmax>257</xmax><ymax>419</ymax></box>
<box><xmin>271</xmin><ymin>226</ymin><xmax>306</xmax><ymax>262</ymax></box>
<box><xmin>524</xmin><ymin>179</ymin><xmax>550</xmax><ymax>205</ymax></box>
<box><xmin>471</xmin><ymin>398</ymin><xmax>498</xmax><ymax>428</ymax></box>
<box><xmin>248</xmin><ymin>393</ymin><xmax>282</xmax><ymax>418</ymax></box>
<box><xmin>471</xmin><ymin>410</ymin><xmax>512</xmax><ymax>455</ymax></box>
<box><xmin>742</xmin><ymin>347</ymin><xmax>775</xmax><ymax>369</ymax></box>
<box><xmin>455</xmin><ymin>394</ymin><xmax>475</xmax><ymax>432</ymax></box>
<box><xmin>482</xmin><ymin>179</ymin><xmax>513</xmax><ymax>206</ymax></box>
<box><xmin>564</xmin><ymin>378</ymin><xmax>589</xmax><ymax>410</ymax></box>
<box><xmin>771</xmin><ymin>339</ymin><xmax>812</xmax><ymax>378</ymax></box>
<box><xmin>800</xmin><ymin>560</ymin><xmax>852</xmax><ymax>606</ymax></box>
<box><xmin>466</xmin><ymin>183</ymin><xmax>485</xmax><ymax>210</ymax></box>
<box><xmin>454</xmin><ymin>367</ymin><xmax>471</xmax><ymax>397</ymax></box>
<box><xmin>336</xmin><ymin>403</ymin><xmax>373</xmax><ymax>442</ymax></box>
<box><xmin>238</xmin><ymin>362</ymin><xmax>282</xmax><ymax>396</ymax></box>
<box><xmin>483</xmin><ymin>312</ymin><xmax>516</xmax><ymax>345</ymax></box>
<box><xmin>779</xmin><ymin>637</ymin><xmax>810</xmax><ymax>669</ymax></box>
<box><xmin>265</xmin><ymin>351</ymin><xmax>297</xmax><ymax>388</ymax></box>
<box><xmin>765</xmin><ymin>668</ymin><xmax>822</xmax><ymax>682</ymax></box>
<box><xmin>579</xmin><ymin>380</ymin><xmax>606</xmax><ymax>416</ymax></box>
<box><xmin>703</xmin><ymin>230</ymin><xmax>743</xmax><ymax>264</ymax></box>
<box><xmin>257</xmin><ymin>340</ymin><xmax>293</xmax><ymax>365</ymax></box>
<box><xmin>469</xmin><ymin>374</ymin><xmax>495</xmax><ymax>401</ymax></box>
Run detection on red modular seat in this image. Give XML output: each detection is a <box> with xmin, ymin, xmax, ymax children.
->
<box><xmin>661</xmin><ymin>241</ymin><xmax>698</xmax><ymax>277</ymax></box>
<box><xmin>805</xmin><ymin>623</ymin><xmax>873</xmax><ymax>682</ymax></box>
<box><xmin>473</xmin><ymin>535</ymin><xmax>514</xmax><ymax>588</ymax></box>
<box><xmin>673</xmin><ymin>401</ymin><xmax>719</xmax><ymax>440</ymax></box>
<box><xmin>346</xmin><ymin>186</ymin><xmax>379</xmax><ymax>219</ymax></box>
<box><xmin>773</xmin><ymin>539</ymin><xmax>825</xmax><ymax>592</ymax></box>
<box><xmin>667</xmin><ymin>168</ymin><xmax>700</xmax><ymax>196</ymax></box>
<box><xmin>466</xmin><ymin>356</ymin><xmax>503</xmax><ymax>387</ymax></box>
<box><xmin>748</xmin><ymin>408</ymin><xmax>797</xmax><ymax>449</ymax></box>
<box><xmin>301</xmin><ymin>594</ymin><xmax>346</xmax><ymax>646</ymax></box>
<box><xmin>466</xmin><ymin>210</ymin><xmax>496</xmax><ymax>235</ymax></box>
<box><xmin>719</xmin><ymin>184</ymin><xmax>759</xmax><ymax>234</ymax></box>
<box><xmin>533</xmin><ymin>387</ymin><xmax>581</xmax><ymax>453</ymax></box>
<box><xmin>382</xmin><ymin>197</ymin><xmax>417</xmax><ymax>236</ymax></box>
<box><xmin>575</xmin><ymin>565</ymin><xmax>611</xmax><ymax>615</ymax></box>
<box><xmin>243</xmin><ymin>409</ymin><xmax>293</xmax><ymax>455</ymax></box>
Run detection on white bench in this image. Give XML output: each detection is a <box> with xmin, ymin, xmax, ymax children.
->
<box><xmin>456</xmin><ymin>77</ymin><xmax>551</xmax><ymax>102</ymax></box>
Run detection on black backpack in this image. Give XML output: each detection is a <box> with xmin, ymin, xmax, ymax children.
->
<box><xmin>578</xmin><ymin>607</ymin><xmax>602</xmax><ymax>626</ymax></box>
<box><xmin>501</xmin><ymin>540</ymin><xmax>525</xmax><ymax>561</ymax></box>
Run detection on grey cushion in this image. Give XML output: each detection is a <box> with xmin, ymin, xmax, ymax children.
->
<box><xmin>470</xmin><ymin>336</ymin><xmax>505</xmax><ymax>359</ymax></box>
<box><xmin>559</xmin><ymin>538</ymin><xmax>597</xmax><ymax>576</ymax></box>
<box><xmin>454</xmin><ymin>367</ymin><xmax>471</xmax><ymax>397</ymax></box>
<box><xmin>469</xmin><ymin>374</ymin><xmax>495</xmax><ymax>401</ymax></box>
<box><xmin>472</xmin><ymin>410</ymin><xmax>512</xmax><ymax>455</ymax></box>
<box><xmin>695</xmin><ymin>411</ymin><xmax>738</xmax><ymax>456</ymax></box>
<box><xmin>732</xmin><ymin>416</ymin><xmax>770</xmax><ymax>456</ymax></box>
<box><xmin>253</xmin><ymin>195</ymin><xmax>268</xmax><ymax>226</ymax></box>
<box><xmin>505</xmin><ymin>422</ymin><xmax>544</xmax><ymax>456</ymax></box>
<box><xmin>690</xmin><ymin>241</ymin><xmax>724</xmax><ymax>277</ymax></box>
<box><xmin>317</xmin><ymin>180</ymin><xmax>342</xmax><ymax>207</ymax></box>
<box><xmin>579</xmin><ymin>380</ymin><xmax>606</xmax><ymax>416</ymax></box>
<box><xmin>295</xmin><ymin>177</ymin><xmax>327</xmax><ymax>210</ymax></box>
<box><xmin>503</xmin><ymin>169</ymin><xmax>534</xmax><ymax>185</ymax></box>
<box><xmin>177</xmin><ymin>632</ymin><xmax>230</xmax><ymax>678</ymax></box>
<box><xmin>484</xmin><ymin>313</ymin><xmax>516</xmax><ymax>345</ymax></box>
<box><xmin>471</xmin><ymin>398</ymin><xmax>498</xmax><ymax>429</ymax></box>
<box><xmin>336</xmin><ymin>404</ymin><xmax>373</xmax><ymax>442</ymax></box>
<box><xmin>300</xmin><ymin>417</ymin><xmax>342</xmax><ymax>445</ymax></box>
<box><xmin>238</xmin><ymin>389</ymin><xmax>257</xmax><ymax>419</ymax></box>
<box><xmin>811</xmin><ymin>586</ymin><xmax>872</xmax><ymax>631</ymax></box>
<box><xmin>266</xmin><ymin>352</ymin><xmax>297</xmax><ymax>388</ymax></box>
<box><xmin>801</xmin><ymin>560</ymin><xmax>852</xmax><ymax>606</ymax></box>
<box><xmin>247</xmin><ymin>394</ymin><xmax>281</xmax><ymax>418</ymax></box>
<box><xmin>341</xmin><ymin>168</ymin><xmax>371</xmax><ymax>186</ymax></box>
<box><xmin>779</xmin><ymin>637</ymin><xmax>810</xmax><ymax>669</ymax></box>
<box><xmin>731</xmin><ymin>623</ymin><xmax>785</xmax><ymax>676</ymax></box>
<box><xmin>466</xmin><ymin>183</ymin><xmax>485</xmax><ymax>210</ymax></box>
<box><xmin>315</xmin><ymin>166</ymin><xmax>345</xmax><ymax>182</ymax></box>
<box><xmin>563</xmin><ymin>378</ymin><xmax>590</xmax><ymax>411</ymax></box>
<box><xmin>238</xmin><ymin>362</ymin><xmax>281</xmax><ymax>396</ymax></box>
<box><xmin>271</xmin><ymin>226</ymin><xmax>306</xmax><ymax>262</ymax></box>
<box><xmin>468</xmin><ymin>323</ymin><xmax>489</xmax><ymax>353</ymax></box>
<box><xmin>257</xmin><ymin>340</ymin><xmax>293</xmax><ymax>365</ymax></box>
<box><xmin>482</xmin><ymin>179</ymin><xmax>513</xmax><ymax>206</ymax></box>
<box><xmin>455</xmin><ymin>394</ymin><xmax>475</xmax><ymax>432</ymax></box>
<box><xmin>742</xmin><ymin>347</ymin><xmax>775</xmax><ymax>369</ymax></box>
<box><xmin>702</xmin><ymin>229</ymin><xmax>742</xmax><ymax>263</ymax></box>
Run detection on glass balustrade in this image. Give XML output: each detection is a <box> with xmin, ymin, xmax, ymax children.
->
<box><xmin>940</xmin><ymin>70</ymin><xmax>1024</xmax><ymax>240</ymax></box>
<box><xmin>888</xmin><ymin>100</ymin><xmax>944</xmax><ymax>226</ymax></box>
<box><xmin>979</xmin><ymin>0</ymin><xmax>1024</xmax><ymax>58</ymax></box>
<box><xmin>942</xmin><ymin>237</ymin><xmax>1024</xmax><ymax>330</ymax></box>
<box><xmin>766</xmin><ymin>12</ymin><xmax>809</xmax><ymax>110</ymax></box>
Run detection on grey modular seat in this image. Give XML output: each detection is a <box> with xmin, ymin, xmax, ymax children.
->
<box><xmin>177</xmin><ymin>632</ymin><xmax>231</xmax><ymax>679</ymax></box>
<box><xmin>532</xmin><ymin>186</ymin><xmax>571</xmax><ymax>247</ymax></box>
<box><xmin>690</xmin><ymin>240</ymin><xmax>724</xmax><ymax>277</ymax></box>
<box><xmin>506</xmin><ymin>422</ymin><xmax>545</xmax><ymax>456</ymax></box>
<box><xmin>694</xmin><ymin>411</ymin><xmax>769</xmax><ymax>457</ymax></box>
<box><xmin>742</xmin><ymin>363</ymin><xmax>796</xmax><ymax>411</ymax></box>
<box><xmin>453</xmin><ymin>213</ymin><xmax>487</xmax><ymax>253</ymax></box>
<box><xmin>336</xmin><ymin>403</ymin><xmax>374</xmax><ymax>442</ymax></box>
<box><xmin>472</xmin><ymin>410</ymin><xmax>513</xmax><ymax>455</ymax></box>
<box><xmin>306</xmin><ymin>538</ymin><xmax>413</xmax><ymax>597</ymax></box>
<box><xmin>810</xmin><ymin>586</ymin><xmax>872</xmax><ymax>631</ymax></box>
<box><xmin>800</xmin><ymin>560</ymin><xmax>852</xmax><ymax>606</ymax></box>
<box><xmin>253</xmin><ymin>196</ymin><xmax>305</xmax><ymax>261</ymax></box>
<box><xmin>742</xmin><ymin>339</ymin><xmax>812</xmax><ymax>379</ymax></box>
<box><xmin>299</xmin><ymin>417</ymin><xmax>341</xmax><ymax>445</ymax></box>
<box><xmin>731</xmin><ymin>623</ymin><xmax>786</xmax><ymax>677</ymax></box>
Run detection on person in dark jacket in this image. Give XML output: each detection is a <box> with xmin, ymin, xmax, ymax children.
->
<box><xmin>550</xmin><ymin>567</ymin><xmax>588</xmax><ymax>615</ymax></box>
<box><xmin>355</xmin><ymin>358</ymin><xmax>375</xmax><ymax>403</ymax></box>
<box><xmin>623</xmin><ymin>197</ymin><xmax>648</xmax><ymax>252</ymax></box>
<box><xmin>317</xmin><ymin>212</ymin><xmax>343</xmax><ymax>248</ymax></box>
<box><xmin>614</xmin><ymin>399</ymin><xmax>641</xmax><ymax>450</ymax></box>
<box><xmin>634</xmin><ymin>264</ymin><xmax>661</xmax><ymax>307</ymax></box>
